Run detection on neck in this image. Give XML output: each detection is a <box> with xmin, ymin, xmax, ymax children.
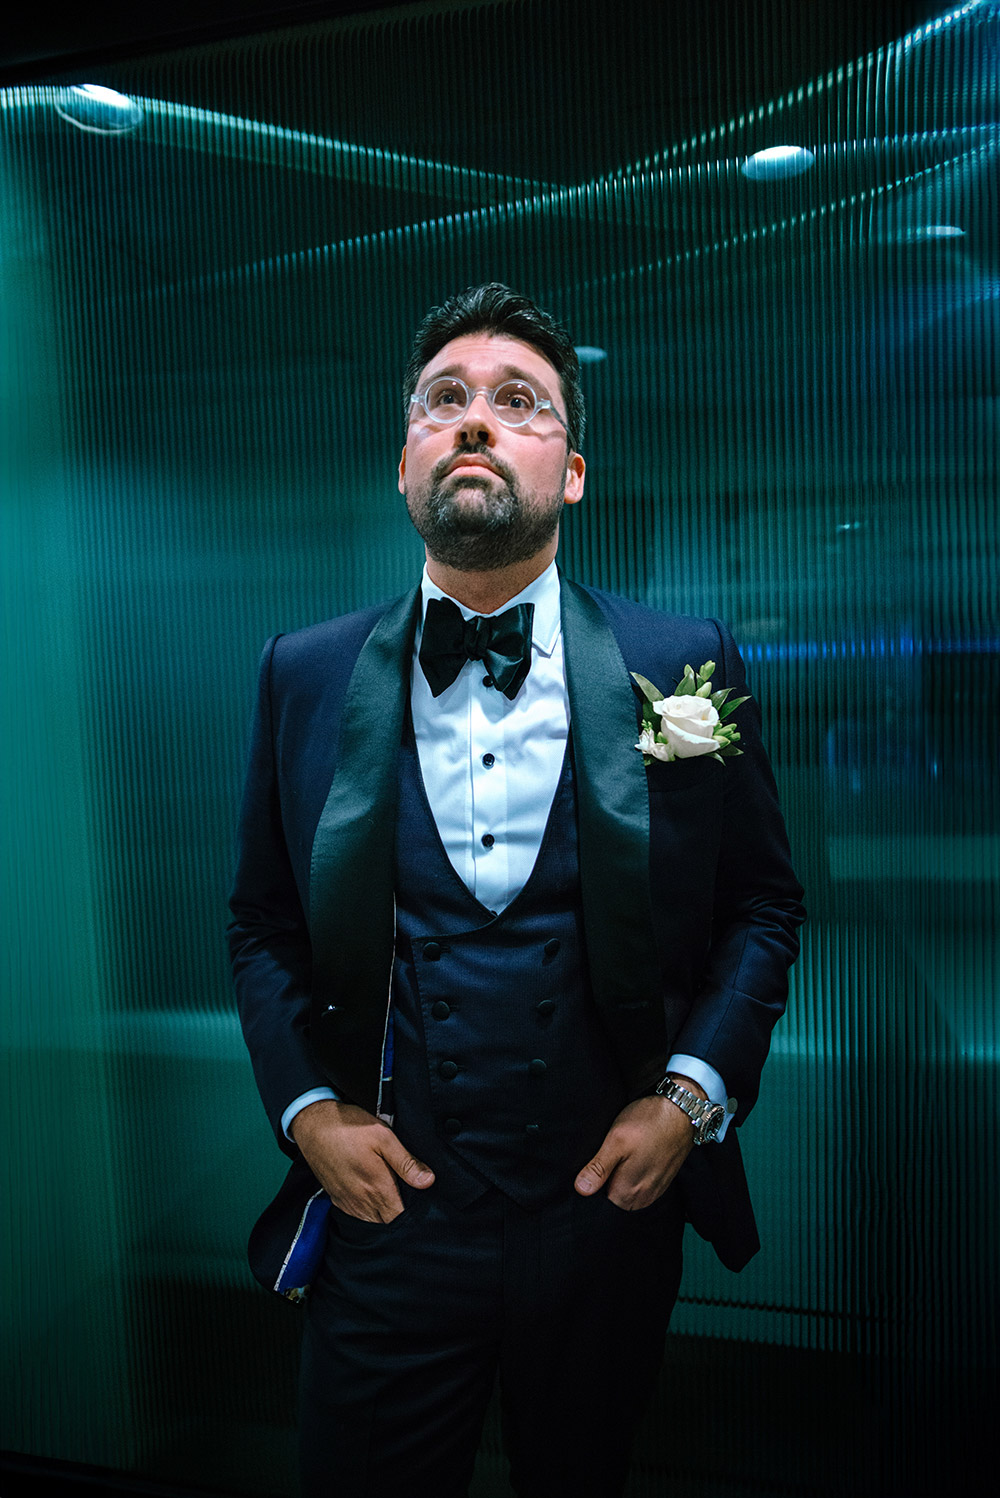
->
<box><xmin>425</xmin><ymin>546</ymin><xmax>556</xmax><ymax>615</ymax></box>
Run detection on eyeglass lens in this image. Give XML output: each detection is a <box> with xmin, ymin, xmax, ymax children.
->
<box><xmin>421</xmin><ymin>377</ymin><xmax>539</xmax><ymax>426</ymax></box>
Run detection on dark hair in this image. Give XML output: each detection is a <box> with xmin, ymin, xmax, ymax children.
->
<box><xmin>403</xmin><ymin>283</ymin><xmax>585</xmax><ymax>451</ymax></box>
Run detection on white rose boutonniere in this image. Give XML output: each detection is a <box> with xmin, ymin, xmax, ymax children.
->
<box><xmin>632</xmin><ymin>661</ymin><xmax>748</xmax><ymax>765</ymax></box>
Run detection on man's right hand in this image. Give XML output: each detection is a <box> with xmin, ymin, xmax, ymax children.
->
<box><xmin>289</xmin><ymin>1099</ymin><xmax>435</xmax><ymax>1222</ymax></box>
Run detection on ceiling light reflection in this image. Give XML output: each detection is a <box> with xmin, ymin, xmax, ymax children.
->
<box><xmin>574</xmin><ymin>346</ymin><xmax>608</xmax><ymax>364</ymax></box>
<box><xmin>742</xmin><ymin>146</ymin><xmax>816</xmax><ymax>181</ymax></box>
<box><xmin>53</xmin><ymin>85</ymin><xmax>143</xmax><ymax>135</ymax></box>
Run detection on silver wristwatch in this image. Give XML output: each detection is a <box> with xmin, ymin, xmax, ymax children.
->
<box><xmin>655</xmin><ymin>1078</ymin><xmax>737</xmax><ymax>1145</ymax></box>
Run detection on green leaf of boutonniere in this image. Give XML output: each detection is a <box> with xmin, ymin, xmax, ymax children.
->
<box><xmin>630</xmin><ymin>672</ymin><xmax>663</xmax><ymax>706</ymax></box>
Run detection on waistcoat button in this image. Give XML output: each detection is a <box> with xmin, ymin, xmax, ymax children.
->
<box><xmin>423</xmin><ymin>940</ymin><xmax>443</xmax><ymax>961</ymax></box>
<box><xmin>431</xmin><ymin>1001</ymin><xmax>451</xmax><ymax>1020</ymax></box>
<box><xmin>528</xmin><ymin>1058</ymin><xmax>547</xmax><ymax>1076</ymax></box>
<box><xmin>536</xmin><ymin>999</ymin><xmax>556</xmax><ymax>1017</ymax></box>
<box><xmin>439</xmin><ymin>1060</ymin><xmax>459</xmax><ymax>1079</ymax></box>
<box><xmin>525</xmin><ymin>1123</ymin><xmax>541</xmax><ymax>1136</ymax></box>
<box><xmin>443</xmin><ymin>1117</ymin><xmax>462</xmax><ymax>1136</ymax></box>
<box><xmin>543</xmin><ymin>937</ymin><xmax>561</xmax><ymax>959</ymax></box>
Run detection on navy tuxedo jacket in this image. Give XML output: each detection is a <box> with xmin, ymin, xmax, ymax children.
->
<box><xmin>228</xmin><ymin>576</ymin><xmax>805</xmax><ymax>1275</ymax></box>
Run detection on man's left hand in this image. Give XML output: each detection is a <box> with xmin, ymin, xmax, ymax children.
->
<box><xmin>573</xmin><ymin>1078</ymin><xmax>705</xmax><ymax>1210</ymax></box>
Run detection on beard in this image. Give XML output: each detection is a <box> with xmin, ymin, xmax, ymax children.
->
<box><xmin>404</xmin><ymin>446</ymin><xmax>564</xmax><ymax>572</ymax></box>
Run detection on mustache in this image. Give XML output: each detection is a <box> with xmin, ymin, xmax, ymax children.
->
<box><xmin>431</xmin><ymin>443</ymin><xmax>517</xmax><ymax>490</ymax></box>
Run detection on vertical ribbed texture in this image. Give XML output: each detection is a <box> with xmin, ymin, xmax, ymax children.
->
<box><xmin>2</xmin><ymin>2</ymin><xmax>996</xmax><ymax>1493</ymax></box>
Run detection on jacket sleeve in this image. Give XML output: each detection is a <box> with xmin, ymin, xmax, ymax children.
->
<box><xmin>227</xmin><ymin>637</ymin><xmax>333</xmax><ymax>1154</ymax></box>
<box><xmin>668</xmin><ymin>619</ymin><xmax>805</xmax><ymax>1122</ymax></box>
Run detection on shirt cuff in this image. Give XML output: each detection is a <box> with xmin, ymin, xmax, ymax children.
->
<box><xmin>665</xmin><ymin>1053</ymin><xmax>733</xmax><ymax>1142</ymax></box>
<box><xmin>282</xmin><ymin>1086</ymin><xmax>340</xmax><ymax>1141</ymax></box>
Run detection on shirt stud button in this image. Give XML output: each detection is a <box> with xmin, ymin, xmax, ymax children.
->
<box><xmin>482</xmin><ymin>675</ymin><xmax>493</xmax><ymax>688</ymax></box>
<box><xmin>482</xmin><ymin>753</ymin><xmax>495</xmax><ymax>768</ymax></box>
<box><xmin>481</xmin><ymin>833</ymin><xmax>495</xmax><ymax>848</ymax></box>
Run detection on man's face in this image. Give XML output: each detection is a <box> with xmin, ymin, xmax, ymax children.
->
<box><xmin>398</xmin><ymin>333</ymin><xmax>585</xmax><ymax>573</ymax></box>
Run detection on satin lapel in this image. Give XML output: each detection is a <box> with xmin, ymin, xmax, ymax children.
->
<box><xmin>308</xmin><ymin>587</ymin><xmax>419</xmax><ymax>1111</ymax></box>
<box><xmin>561</xmin><ymin>579</ymin><xmax>666</xmax><ymax>1073</ymax></box>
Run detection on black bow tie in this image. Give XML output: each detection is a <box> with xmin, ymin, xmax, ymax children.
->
<box><xmin>419</xmin><ymin>596</ymin><xmax>535</xmax><ymax>700</ymax></box>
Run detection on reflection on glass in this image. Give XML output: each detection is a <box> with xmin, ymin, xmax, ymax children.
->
<box><xmin>53</xmin><ymin>83</ymin><xmax>143</xmax><ymax>133</ymax></box>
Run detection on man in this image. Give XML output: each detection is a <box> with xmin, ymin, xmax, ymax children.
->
<box><xmin>228</xmin><ymin>283</ymin><xmax>804</xmax><ymax>1497</ymax></box>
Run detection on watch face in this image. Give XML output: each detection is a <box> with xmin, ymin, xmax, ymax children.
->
<box><xmin>658</xmin><ymin>1082</ymin><xmax>727</xmax><ymax>1142</ymax></box>
<box><xmin>698</xmin><ymin>1103</ymin><xmax>726</xmax><ymax>1141</ymax></box>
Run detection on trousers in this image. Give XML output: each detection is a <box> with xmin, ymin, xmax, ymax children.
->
<box><xmin>299</xmin><ymin>1180</ymin><xmax>685</xmax><ymax>1498</ymax></box>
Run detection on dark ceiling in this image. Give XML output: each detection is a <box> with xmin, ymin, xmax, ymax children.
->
<box><xmin>0</xmin><ymin>1</ymin><xmax>954</xmax><ymax>93</ymax></box>
<box><xmin>0</xmin><ymin>2</ymin><xmax>391</xmax><ymax>78</ymax></box>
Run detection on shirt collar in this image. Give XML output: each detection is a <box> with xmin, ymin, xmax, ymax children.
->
<box><xmin>418</xmin><ymin>560</ymin><xmax>562</xmax><ymax>658</ymax></box>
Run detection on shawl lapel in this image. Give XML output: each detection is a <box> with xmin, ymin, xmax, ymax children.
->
<box><xmin>561</xmin><ymin>577</ymin><xmax>668</xmax><ymax>1086</ymax></box>
<box><xmin>308</xmin><ymin>587</ymin><xmax>419</xmax><ymax>1112</ymax></box>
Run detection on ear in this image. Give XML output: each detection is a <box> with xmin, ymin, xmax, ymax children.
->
<box><xmin>397</xmin><ymin>445</ymin><xmax>407</xmax><ymax>494</ymax></box>
<box><xmin>562</xmin><ymin>450</ymin><xmax>586</xmax><ymax>507</ymax></box>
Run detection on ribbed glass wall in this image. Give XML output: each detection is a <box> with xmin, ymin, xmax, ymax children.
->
<box><xmin>2</xmin><ymin>2</ymin><xmax>997</xmax><ymax>1493</ymax></box>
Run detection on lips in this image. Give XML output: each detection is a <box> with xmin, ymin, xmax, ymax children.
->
<box><xmin>444</xmin><ymin>453</ymin><xmax>501</xmax><ymax>478</ymax></box>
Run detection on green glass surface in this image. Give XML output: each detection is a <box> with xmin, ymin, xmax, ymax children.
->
<box><xmin>2</xmin><ymin>3</ymin><xmax>996</xmax><ymax>1493</ymax></box>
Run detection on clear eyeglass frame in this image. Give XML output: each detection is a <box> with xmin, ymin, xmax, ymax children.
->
<box><xmin>409</xmin><ymin>376</ymin><xmax>569</xmax><ymax>433</ymax></box>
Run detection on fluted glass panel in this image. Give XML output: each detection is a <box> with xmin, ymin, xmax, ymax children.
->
<box><xmin>2</xmin><ymin>3</ymin><xmax>996</xmax><ymax>1494</ymax></box>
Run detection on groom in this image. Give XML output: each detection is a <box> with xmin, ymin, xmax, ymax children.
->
<box><xmin>228</xmin><ymin>283</ymin><xmax>804</xmax><ymax>1497</ymax></box>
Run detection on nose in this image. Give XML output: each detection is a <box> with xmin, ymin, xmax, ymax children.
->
<box><xmin>456</xmin><ymin>388</ymin><xmax>497</xmax><ymax>445</ymax></box>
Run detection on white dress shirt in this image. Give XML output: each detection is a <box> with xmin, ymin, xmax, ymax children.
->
<box><xmin>282</xmin><ymin>561</ymin><xmax>730</xmax><ymax>1141</ymax></box>
<box><xmin>412</xmin><ymin>561</ymin><xmax>568</xmax><ymax>914</ymax></box>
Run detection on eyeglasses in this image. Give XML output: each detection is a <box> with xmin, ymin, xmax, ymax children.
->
<box><xmin>409</xmin><ymin>377</ymin><xmax>568</xmax><ymax>433</ymax></box>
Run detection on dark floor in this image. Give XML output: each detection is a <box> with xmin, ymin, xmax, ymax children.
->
<box><xmin>4</xmin><ymin>1327</ymin><xmax>995</xmax><ymax>1498</ymax></box>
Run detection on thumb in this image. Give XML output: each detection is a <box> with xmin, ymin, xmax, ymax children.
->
<box><xmin>382</xmin><ymin>1136</ymin><xmax>436</xmax><ymax>1189</ymax></box>
<box><xmin>575</xmin><ymin>1142</ymin><xmax>621</xmax><ymax>1196</ymax></box>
